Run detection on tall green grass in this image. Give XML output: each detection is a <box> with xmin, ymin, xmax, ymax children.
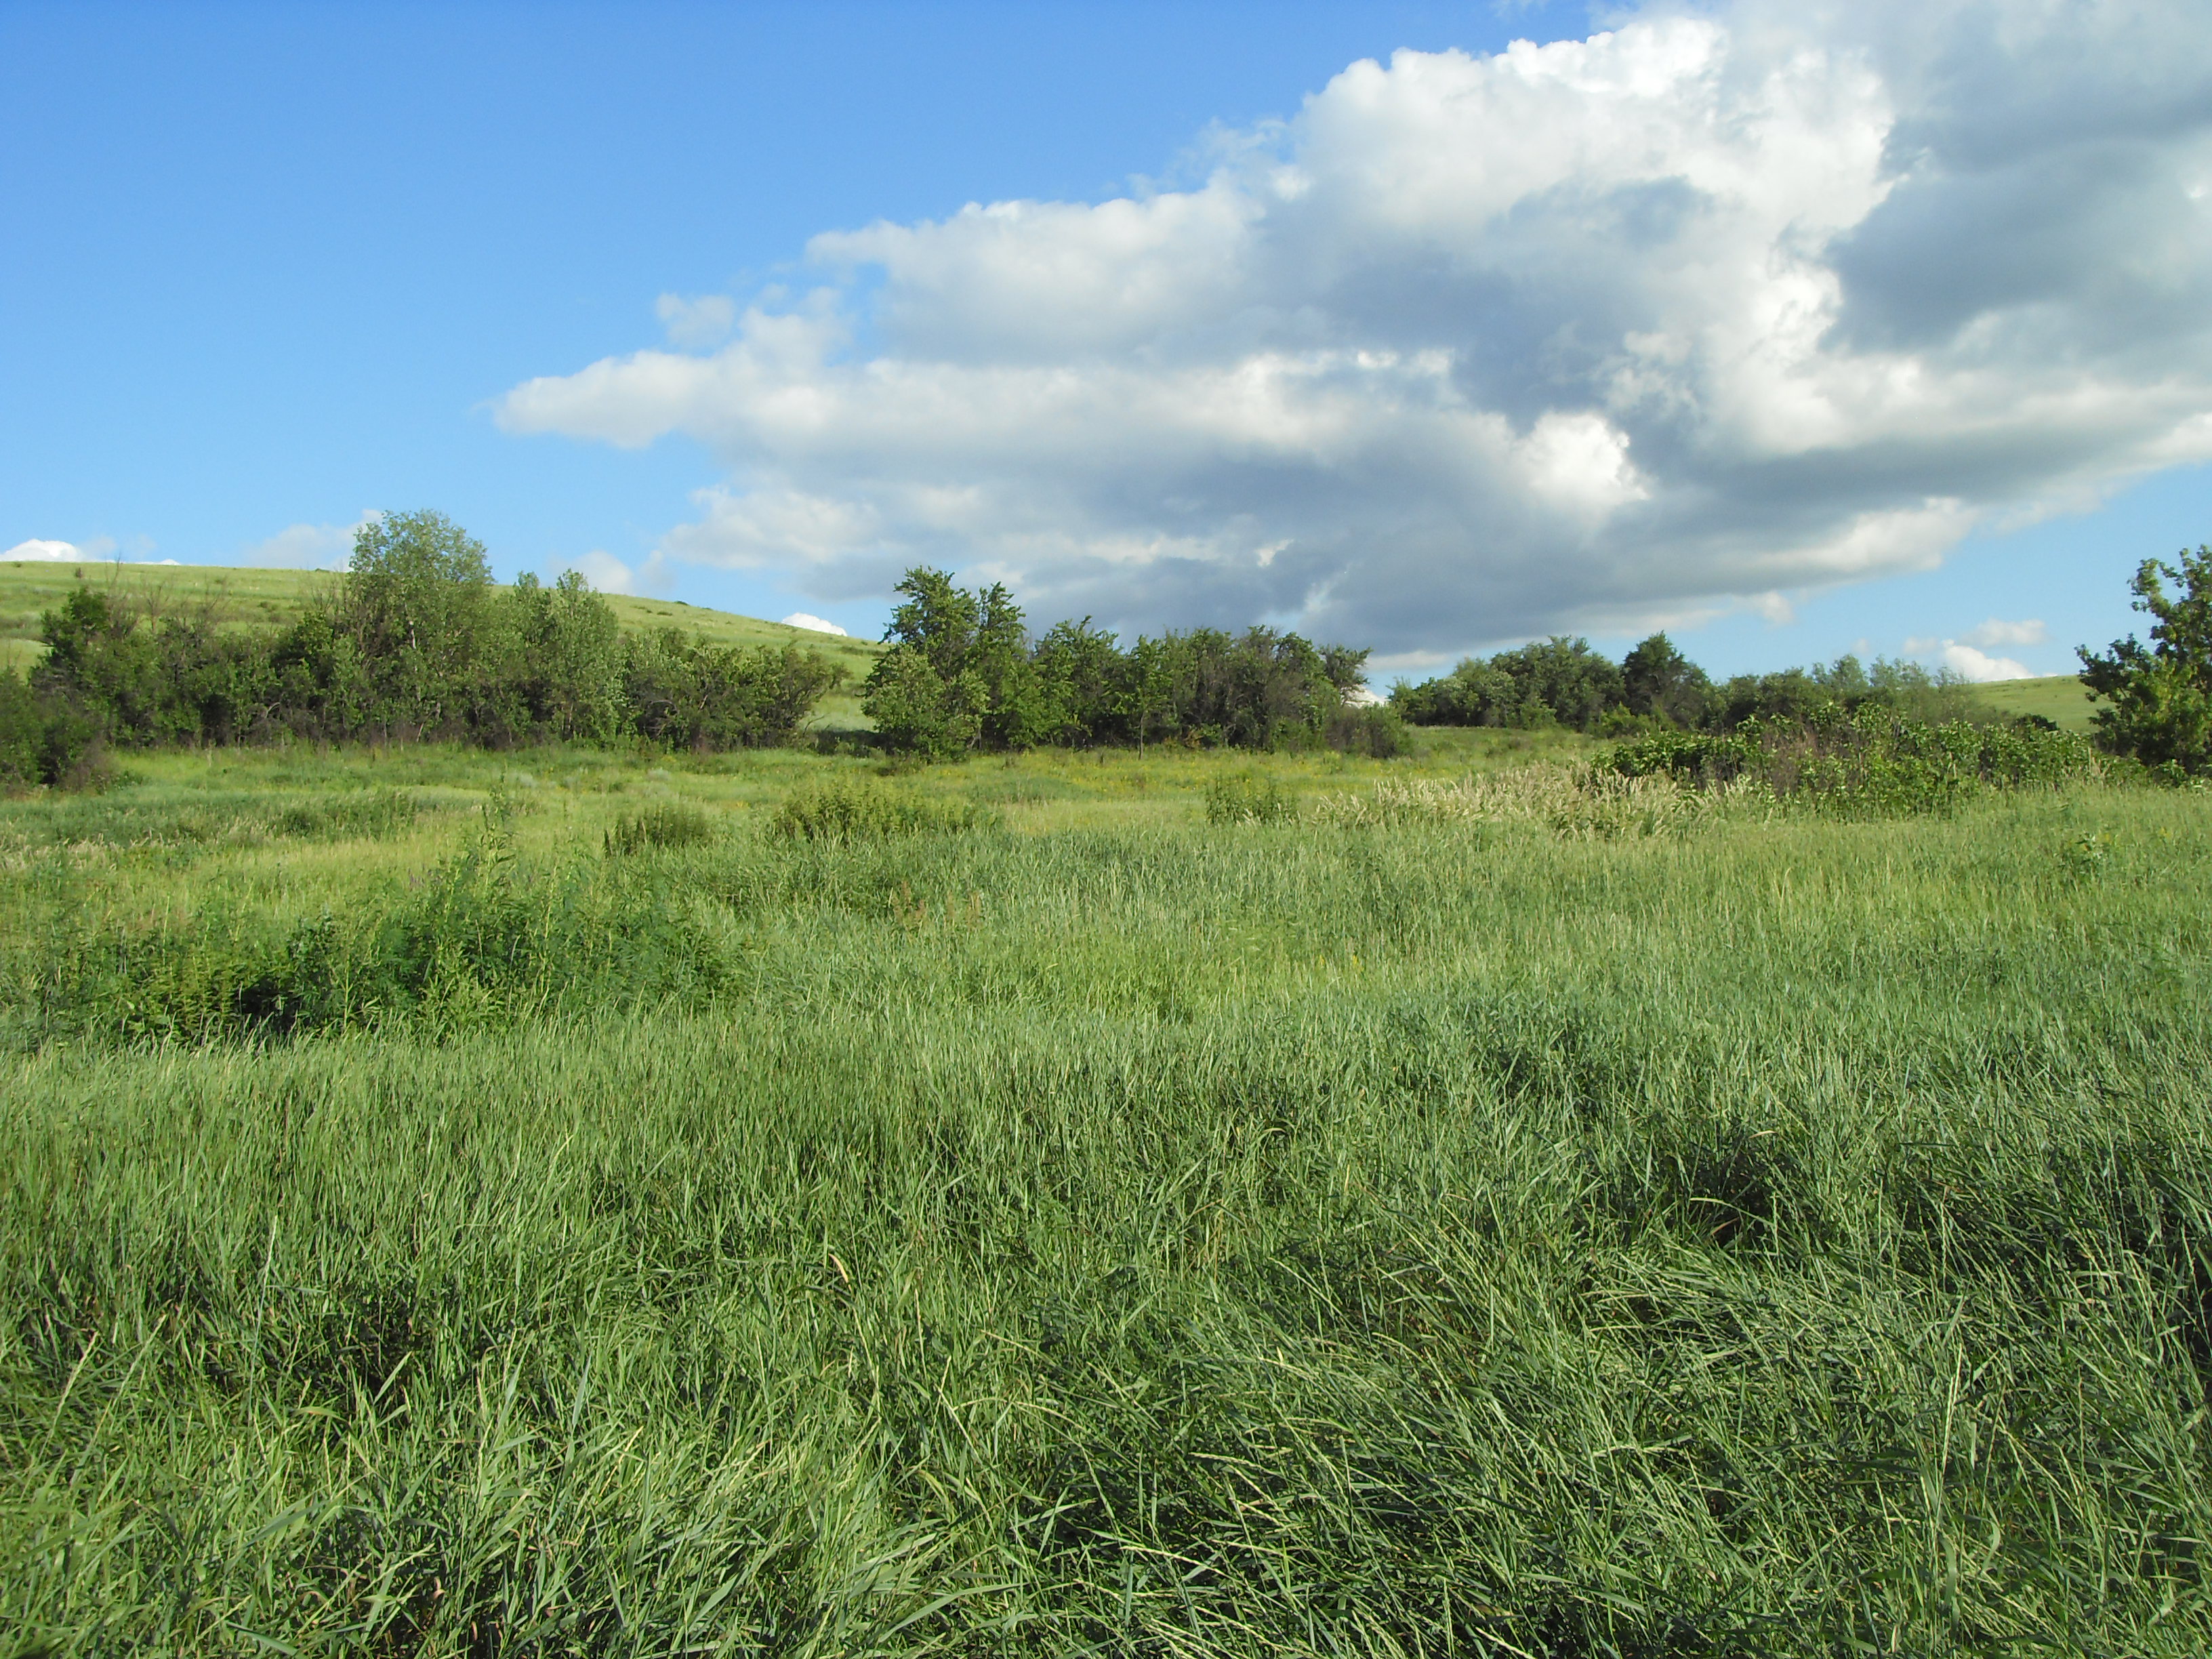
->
<box><xmin>3</xmin><ymin>747</ymin><xmax>2210</xmax><ymax>1652</ymax></box>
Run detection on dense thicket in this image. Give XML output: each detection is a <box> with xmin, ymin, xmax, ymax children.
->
<box><xmin>0</xmin><ymin>512</ymin><xmax>844</xmax><ymax>783</ymax></box>
<box><xmin>862</xmin><ymin>568</ymin><xmax>1393</xmax><ymax>757</ymax></box>
<box><xmin>1392</xmin><ymin>628</ymin><xmax>1982</xmax><ymax>735</ymax></box>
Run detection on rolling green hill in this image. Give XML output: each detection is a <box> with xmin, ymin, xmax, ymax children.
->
<box><xmin>0</xmin><ymin>559</ymin><xmax>883</xmax><ymax>723</ymax></box>
<box><xmin>1963</xmin><ymin>672</ymin><xmax>2097</xmax><ymax>731</ymax></box>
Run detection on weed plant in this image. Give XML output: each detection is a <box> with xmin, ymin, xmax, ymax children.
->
<box><xmin>605</xmin><ymin>802</ymin><xmax>718</xmax><ymax>857</ymax></box>
<box><xmin>1204</xmin><ymin>772</ymin><xmax>1297</xmax><ymax>825</ymax></box>
<box><xmin>1</xmin><ymin>743</ymin><xmax>2209</xmax><ymax>1652</ymax></box>
<box><xmin>770</xmin><ymin>779</ymin><xmax>997</xmax><ymax>842</ymax></box>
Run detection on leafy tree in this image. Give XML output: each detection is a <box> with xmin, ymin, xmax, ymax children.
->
<box><xmin>2079</xmin><ymin>544</ymin><xmax>2212</xmax><ymax>773</ymax></box>
<box><xmin>339</xmin><ymin>509</ymin><xmax>507</xmax><ymax>736</ymax></box>
<box><xmin>1031</xmin><ymin>618</ymin><xmax>1122</xmax><ymax>746</ymax></box>
<box><xmin>1393</xmin><ymin>636</ymin><xmax>1622</xmax><ymax>731</ymax></box>
<box><xmin>1622</xmin><ymin>632</ymin><xmax>1712</xmax><ymax>728</ymax></box>
<box><xmin>509</xmin><ymin>571</ymin><xmax>624</xmax><ymax>741</ymax></box>
<box><xmin>863</xmin><ymin>644</ymin><xmax>986</xmax><ymax>758</ymax></box>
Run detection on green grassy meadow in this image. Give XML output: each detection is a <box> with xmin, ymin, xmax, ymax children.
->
<box><xmin>3</xmin><ymin>732</ymin><xmax>2211</xmax><ymax>1654</ymax></box>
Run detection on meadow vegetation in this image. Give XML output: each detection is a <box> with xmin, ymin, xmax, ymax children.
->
<box><xmin>3</xmin><ymin>719</ymin><xmax>2210</xmax><ymax>1654</ymax></box>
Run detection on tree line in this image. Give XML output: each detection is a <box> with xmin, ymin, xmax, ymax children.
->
<box><xmin>860</xmin><ymin>567</ymin><xmax>1393</xmax><ymax>758</ymax></box>
<box><xmin>1</xmin><ymin>512</ymin><xmax>844</xmax><ymax>787</ymax></box>
<box><xmin>1390</xmin><ymin>630</ymin><xmax>1987</xmax><ymax>736</ymax></box>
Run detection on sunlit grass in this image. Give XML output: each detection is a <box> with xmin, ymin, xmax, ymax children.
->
<box><xmin>2</xmin><ymin>738</ymin><xmax>2209</xmax><ymax>1652</ymax></box>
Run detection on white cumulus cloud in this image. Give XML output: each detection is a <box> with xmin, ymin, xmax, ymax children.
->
<box><xmin>1905</xmin><ymin>634</ymin><xmax>2035</xmax><ymax>681</ymax></box>
<box><xmin>779</xmin><ymin>612</ymin><xmax>850</xmax><ymax>636</ymax></box>
<box><xmin>4</xmin><ymin>538</ymin><xmax>91</xmax><ymax>562</ymax></box>
<box><xmin>656</xmin><ymin>293</ymin><xmax>737</xmax><ymax>348</ymax></box>
<box><xmin>1958</xmin><ymin>616</ymin><xmax>2049</xmax><ymax>649</ymax></box>
<box><xmin>550</xmin><ymin>550</ymin><xmax>653</xmax><ymax>596</ymax></box>
<box><xmin>499</xmin><ymin>0</ymin><xmax>2212</xmax><ymax>654</ymax></box>
<box><xmin>240</xmin><ymin>511</ymin><xmax>382</xmax><ymax>570</ymax></box>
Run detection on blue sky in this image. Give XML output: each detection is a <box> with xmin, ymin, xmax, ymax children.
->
<box><xmin>6</xmin><ymin>1</ymin><xmax>2208</xmax><ymax>684</ymax></box>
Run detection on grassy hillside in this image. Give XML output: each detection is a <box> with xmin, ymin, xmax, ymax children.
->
<box><xmin>3</xmin><ymin>739</ymin><xmax>2209</xmax><ymax>1652</ymax></box>
<box><xmin>0</xmin><ymin>559</ymin><xmax>883</xmax><ymax>722</ymax></box>
<box><xmin>1965</xmin><ymin>671</ymin><xmax>2099</xmax><ymax>730</ymax></box>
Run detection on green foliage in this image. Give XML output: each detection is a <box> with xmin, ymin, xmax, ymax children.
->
<box><xmin>1322</xmin><ymin>701</ymin><xmax>1408</xmax><ymax>757</ymax></box>
<box><xmin>1620</xmin><ymin>630</ymin><xmax>1713</xmax><ymax>726</ymax></box>
<box><xmin>1397</xmin><ymin>632</ymin><xmax>1978</xmax><ymax>737</ymax></box>
<box><xmin>22</xmin><ymin>516</ymin><xmax>844</xmax><ymax>770</ymax></box>
<box><xmin>1204</xmin><ymin>771</ymin><xmax>1296</xmax><ymax>824</ymax></box>
<box><xmin>0</xmin><ymin>664</ymin><xmax>104</xmax><ymax>790</ymax></box>
<box><xmin>1393</xmin><ymin>634</ymin><xmax>1625</xmax><ymax>730</ymax></box>
<box><xmin>338</xmin><ymin>508</ymin><xmax>504</xmax><ymax>735</ymax></box>
<box><xmin>768</xmin><ymin>778</ymin><xmax>996</xmax><ymax>841</ymax></box>
<box><xmin>863</xmin><ymin>640</ymin><xmax>988</xmax><ymax>759</ymax></box>
<box><xmin>864</xmin><ymin>566</ymin><xmax>1370</xmax><ymax>756</ymax></box>
<box><xmin>2079</xmin><ymin>544</ymin><xmax>2212</xmax><ymax>773</ymax></box>
<box><xmin>510</xmin><ymin>569</ymin><xmax>626</xmax><ymax>741</ymax></box>
<box><xmin>622</xmin><ymin>631</ymin><xmax>846</xmax><ymax>751</ymax></box>
<box><xmin>1605</xmin><ymin>707</ymin><xmax>2097</xmax><ymax>813</ymax></box>
<box><xmin>603</xmin><ymin>801</ymin><xmax>718</xmax><ymax>856</ymax></box>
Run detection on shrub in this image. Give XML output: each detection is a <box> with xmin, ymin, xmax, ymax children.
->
<box><xmin>769</xmin><ymin>780</ymin><xmax>994</xmax><ymax>841</ymax></box>
<box><xmin>1324</xmin><ymin>704</ymin><xmax>1408</xmax><ymax>758</ymax></box>
<box><xmin>1604</xmin><ymin>709</ymin><xmax>2096</xmax><ymax>814</ymax></box>
<box><xmin>1204</xmin><ymin>773</ymin><xmax>1296</xmax><ymax>825</ymax></box>
<box><xmin>268</xmin><ymin>788</ymin><xmax>419</xmax><ymax>842</ymax></box>
<box><xmin>605</xmin><ymin>802</ymin><xmax>718</xmax><ymax>856</ymax></box>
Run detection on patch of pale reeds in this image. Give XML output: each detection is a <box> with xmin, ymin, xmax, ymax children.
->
<box><xmin>1311</xmin><ymin>763</ymin><xmax>1717</xmax><ymax>837</ymax></box>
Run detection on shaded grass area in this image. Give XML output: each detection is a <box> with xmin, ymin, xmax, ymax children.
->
<box><xmin>2</xmin><ymin>743</ymin><xmax>2210</xmax><ymax>1651</ymax></box>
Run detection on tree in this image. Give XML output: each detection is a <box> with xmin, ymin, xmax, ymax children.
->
<box><xmin>339</xmin><ymin>509</ymin><xmax>506</xmax><ymax>735</ymax></box>
<box><xmin>2079</xmin><ymin>544</ymin><xmax>2212</xmax><ymax>774</ymax></box>
<box><xmin>1622</xmin><ymin>632</ymin><xmax>1712</xmax><ymax>728</ymax></box>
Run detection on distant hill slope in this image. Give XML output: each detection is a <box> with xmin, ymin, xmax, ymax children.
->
<box><xmin>1963</xmin><ymin>673</ymin><xmax>2097</xmax><ymax>731</ymax></box>
<box><xmin>0</xmin><ymin>560</ymin><xmax>882</xmax><ymax>724</ymax></box>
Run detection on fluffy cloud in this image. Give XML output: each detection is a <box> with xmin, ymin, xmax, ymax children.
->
<box><xmin>1957</xmin><ymin>616</ymin><xmax>2049</xmax><ymax>649</ymax></box>
<box><xmin>550</xmin><ymin>550</ymin><xmax>661</xmax><ymax>596</ymax></box>
<box><xmin>241</xmin><ymin>512</ymin><xmax>382</xmax><ymax>570</ymax></box>
<box><xmin>1905</xmin><ymin>636</ymin><xmax>2034</xmax><ymax>682</ymax></box>
<box><xmin>655</xmin><ymin>293</ymin><xmax>736</xmax><ymax>348</ymax></box>
<box><xmin>499</xmin><ymin>0</ymin><xmax>2212</xmax><ymax>653</ymax></box>
<box><xmin>3</xmin><ymin>538</ymin><xmax>93</xmax><ymax>562</ymax></box>
<box><xmin>779</xmin><ymin>612</ymin><xmax>849</xmax><ymax>636</ymax></box>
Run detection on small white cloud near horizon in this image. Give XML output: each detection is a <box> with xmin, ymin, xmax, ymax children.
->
<box><xmin>5</xmin><ymin>536</ymin><xmax>118</xmax><ymax>563</ymax></box>
<box><xmin>241</xmin><ymin>511</ymin><xmax>382</xmax><ymax>571</ymax></box>
<box><xmin>1958</xmin><ymin>617</ymin><xmax>2049</xmax><ymax>650</ymax></box>
<box><xmin>779</xmin><ymin>611</ymin><xmax>850</xmax><ymax>636</ymax></box>
<box><xmin>548</xmin><ymin>550</ymin><xmax>649</xmax><ymax>596</ymax></box>
<box><xmin>1905</xmin><ymin>634</ymin><xmax>2035</xmax><ymax>682</ymax></box>
<box><xmin>5</xmin><ymin>538</ymin><xmax>83</xmax><ymax>562</ymax></box>
<box><xmin>657</xmin><ymin>293</ymin><xmax>736</xmax><ymax>349</ymax></box>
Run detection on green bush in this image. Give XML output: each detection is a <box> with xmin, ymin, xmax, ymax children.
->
<box><xmin>605</xmin><ymin>802</ymin><xmax>718</xmax><ymax>855</ymax></box>
<box><xmin>1604</xmin><ymin>709</ymin><xmax>2097</xmax><ymax>814</ymax></box>
<box><xmin>1204</xmin><ymin>773</ymin><xmax>1296</xmax><ymax>825</ymax></box>
<box><xmin>1323</xmin><ymin>703</ymin><xmax>1408</xmax><ymax>758</ymax></box>
<box><xmin>769</xmin><ymin>779</ymin><xmax>994</xmax><ymax>841</ymax></box>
